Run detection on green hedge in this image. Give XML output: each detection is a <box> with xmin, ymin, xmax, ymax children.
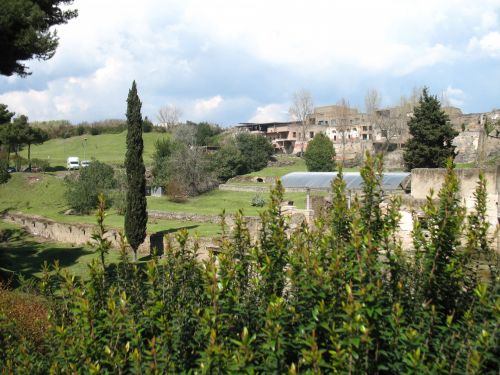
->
<box><xmin>1</xmin><ymin>155</ymin><xmax>498</xmax><ymax>374</ymax></box>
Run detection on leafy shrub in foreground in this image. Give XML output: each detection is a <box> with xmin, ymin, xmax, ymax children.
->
<box><xmin>1</xmin><ymin>154</ymin><xmax>498</xmax><ymax>373</ymax></box>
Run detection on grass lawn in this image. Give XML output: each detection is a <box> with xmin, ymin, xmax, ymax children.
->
<box><xmin>0</xmin><ymin>173</ymin><xmax>222</xmax><ymax>237</ymax></box>
<box><xmin>21</xmin><ymin>131</ymin><xmax>170</xmax><ymax>168</ymax></box>
<box><xmin>147</xmin><ymin>189</ymin><xmax>309</xmax><ymax>216</ymax></box>
<box><xmin>0</xmin><ymin>221</ymin><xmax>122</xmax><ymax>281</ymax></box>
<box><xmin>246</xmin><ymin>156</ymin><xmax>307</xmax><ymax>177</ymax></box>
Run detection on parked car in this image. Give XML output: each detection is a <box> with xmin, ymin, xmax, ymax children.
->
<box><xmin>67</xmin><ymin>156</ymin><xmax>80</xmax><ymax>170</ymax></box>
<box><xmin>6</xmin><ymin>166</ymin><xmax>16</xmax><ymax>173</ymax></box>
<box><xmin>80</xmin><ymin>160</ymin><xmax>91</xmax><ymax>168</ymax></box>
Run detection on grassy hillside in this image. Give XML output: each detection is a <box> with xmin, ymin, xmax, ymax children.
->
<box><xmin>0</xmin><ymin>173</ymin><xmax>220</xmax><ymax>236</ymax></box>
<box><xmin>21</xmin><ymin>131</ymin><xmax>170</xmax><ymax>168</ymax></box>
<box><xmin>0</xmin><ymin>172</ymin><xmax>313</xmax><ymax>237</ymax></box>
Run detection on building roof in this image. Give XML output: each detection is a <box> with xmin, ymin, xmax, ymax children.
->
<box><xmin>281</xmin><ymin>171</ymin><xmax>411</xmax><ymax>191</ymax></box>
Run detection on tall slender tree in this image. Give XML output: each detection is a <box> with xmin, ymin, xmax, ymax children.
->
<box><xmin>124</xmin><ymin>81</ymin><xmax>147</xmax><ymax>261</ymax></box>
<box><xmin>403</xmin><ymin>88</ymin><xmax>458</xmax><ymax>170</ymax></box>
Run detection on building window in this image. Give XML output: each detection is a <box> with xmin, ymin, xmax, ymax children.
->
<box><xmin>369</xmin><ymin>126</ymin><xmax>373</xmax><ymax>131</ymax></box>
<box><xmin>309</xmin><ymin>131</ymin><xmax>314</xmax><ymax>138</ymax></box>
<box><xmin>333</xmin><ymin>135</ymin><xmax>337</xmax><ymax>141</ymax></box>
<box><xmin>292</xmin><ymin>132</ymin><xmax>296</xmax><ymax>138</ymax></box>
<box><xmin>363</xmin><ymin>126</ymin><xmax>367</xmax><ymax>131</ymax></box>
<box><xmin>362</xmin><ymin>134</ymin><xmax>367</xmax><ymax>140</ymax></box>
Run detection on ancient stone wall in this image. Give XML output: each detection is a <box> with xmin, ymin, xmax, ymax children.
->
<box><xmin>411</xmin><ymin>167</ymin><xmax>499</xmax><ymax>230</ymax></box>
<box><xmin>453</xmin><ymin>131</ymin><xmax>480</xmax><ymax>163</ymax></box>
<box><xmin>2</xmin><ymin>212</ymin><xmax>218</xmax><ymax>259</ymax></box>
<box><xmin>218</xmin><ymin>184</ymin><xmax>271</xmax><ymax>193</ymax></box>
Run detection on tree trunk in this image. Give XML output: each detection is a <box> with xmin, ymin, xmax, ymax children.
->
<box><xmin>133</xmin><ymin>248</ymin><xmax>138</xmax><ymax>262</ymax></box>
<box><xmin>15</xmin><ymin>144</ymin><xmax>19</xmax><ymax>171</ymax></box>
<box><xmin>28</xmin><ymin>143</ymin><xmax>31</xmax><ymax>171</ymax></box>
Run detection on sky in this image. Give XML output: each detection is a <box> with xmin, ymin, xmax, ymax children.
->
<box><xmin>1</xmin><ymin>0</ymin><xmax>500</xmax><ymax>126</ymax></box>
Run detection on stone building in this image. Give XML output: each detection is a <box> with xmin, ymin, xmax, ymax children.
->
<box><xmin>236</xmin><ymin>104</ymin><xmax>499</xmax><ymax>167</ymax></box>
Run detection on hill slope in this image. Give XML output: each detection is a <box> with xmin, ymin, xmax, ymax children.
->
<box><xmin>21</xmin><ymin>131</ymin><xmax>170</xmax><ymax>167</ymax></box>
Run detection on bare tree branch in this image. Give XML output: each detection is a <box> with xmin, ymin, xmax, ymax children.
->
<box><xmin>157</xmin><ymin>104</ymin><xmax>182</xmax><ymax>129</ymax></box>
<box><xmin>289</xmin><ymin>89</ymin><xmax>314</xmax><ymax>154</ymax></box>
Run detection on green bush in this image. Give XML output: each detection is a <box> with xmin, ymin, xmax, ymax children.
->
<box><xmin>236</xmin><ymin>132</ymin><xmax>274</xmax><ymax>173</ymax></box>
<box><xmin>304</xmin><ymin>132</ymin><xmax>336</xmax><ymax>171</ymax></box>
<box><xmin>1</xmin><ymin>155</ymin><xmax>498</xmax><ymax>374</ymax></box>
<box><xmin>251</xmin><ymin>194</ymin><xmax>266</xmax><ymax>207</ymax></box>
<box><xmin>30</xmin><ymin>158</ymin><xmax>50</xmax><ymax>171</ymax></box>
<box><xmin>0</xmin><ymin>161</ymin><xmax>10</xmax><ymax>184</ymax></box>
<box><xmin>64</xmin><ymin>160</ymin><xmax>116</xmax><ymax>214</ymax></box>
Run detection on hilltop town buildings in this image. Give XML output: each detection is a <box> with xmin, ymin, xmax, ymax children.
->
<box><xmin>236</xmin><ymin>104</ymin><xmax>500</xmax><ymax>165</ymax></box>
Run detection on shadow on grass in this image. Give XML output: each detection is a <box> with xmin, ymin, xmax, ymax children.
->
<box><xmin>149</xmin><ymin>225</ymin><xmax>199</xmax><ymax>256</ymax></box>
<box><xmin>45</xmin><ymin>166</ymin><xmax>67</xmax><ymax>172</ymax></box>
<box><xmin>0</xmin><ymin>234</ymin><xmax>93</xmax><ymax>282</ymax></box>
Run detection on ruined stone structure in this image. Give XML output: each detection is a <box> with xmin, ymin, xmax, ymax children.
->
<box><xmin>237</xmin><ymin>104</ymin><xmax>499</xmax><ymax>167</ymax></box>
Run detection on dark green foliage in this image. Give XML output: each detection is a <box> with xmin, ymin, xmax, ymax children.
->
<box><xmin>194</xmin><ymin>121</ymin><xmax>222</xmax><ymax>146</ymax></box>
<box><xmin>124</xmin><ymin>81</ymin><xmax>147</xmax><ymax>260</ymax></box>
<box><xmin>0</xmin><ymin>106</ymin><xmax>48</xmax><ymax>169</ymax></box>
<box><xmin>64</xmin><ymin>160</ymin><xmax>115</xmax><ymax>214</ymax></box>
<box><xmin>235</xmin><ymin>132</ymin><xmax>274</xmax><ymax>173</ymax></box>
<box><xmin>404</xmin><ymin>88</ymin><xmax>459</xmax><ymax>170</ymax></box>
<box><xmin>0</xmin><ymin>115</ymin><xmax>29</xmax><ymax>168</ymax></box>
<box><xmin>0</xmin><ymin>104</ymin><xmax>15</xmax><ymax>124</ymax></box>
<box><xmin>304</xmin><ymin>132</ymin><xmax>336</xmax><ymax>171</ymax></box>
<box><xmin>1</xmin><ymin>154</ymin><xmax>498</xmax><ymax>373</ymax></box>
<box><xmin>0</xmin><ymin>0</ymin><xmax>78</xmax><ymax>76</ymax></box>
<box><xmin>211</xmin><ymin>141</ymin><xmax>245</xmax><ymax>181</ymax></box>
<box><xmin>237</xmin><ymin>132</ymin><xmax>274</xmax><ymax>172</ymax></box>
<box><xmin>143</xmin><ymin>116</ymin><xmax>154</xmax><ymax>133</ymax></box>
<box><xmin>151</xmin><ymin>137</ymin><xmax>176</xmax><ymax>187</ymax></box>
<box><xmin>0</xmin><ymin>160</ymin><xmax>11</xmax><ymax>184</ymax></box>
<box><xmin>24</xmin><ymin>126</ymin><xmax>48</xmax><ymax>170</ymax></box>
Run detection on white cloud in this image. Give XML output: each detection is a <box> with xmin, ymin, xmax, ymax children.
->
<box><xmin>468</xmin><ymin>31</ymin><xmax>500</xmax><ymax>57</ymax></box>
<box><xmin>194</xmin><ymin>95</ymin><xmax>223</xmax><ymax>113</ymax></box>
<box><xmin>0</xmin><ymin>58</ymin><xmax>132</xmax><ymax>121</ymax></box>
<box><xmin>477</xmin><ymin>11</ymin><xmax>498</xmax><ymax>31</ymax></box>
<box><xmin>1</xmin><ymin>0</ymin><xmax>500</xmax><ymax>122</ymax></box>
<box><xmin>479</xmin><ymin>31</ymin><xmax>500</xmax><ymax>54</ymax></box>
<box><xmin>249</xmin><ymin>104</ymin><xmax>288</xmax><ymax>123</ymax></box>
<box><xmin>444</xmin><ymin>86</ymin><xmax>466</xmax><ymax>107</ymax></box>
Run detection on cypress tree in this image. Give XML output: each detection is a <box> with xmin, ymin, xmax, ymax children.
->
<box><xmin>403</xmin><ymin>88</ymin><xmax>458</xmax><ymax>170</ymax></box>
<box><xmin>125</xmin><ymin>81</ymin><xmax>147</xmax><ymax>261</ymax></box>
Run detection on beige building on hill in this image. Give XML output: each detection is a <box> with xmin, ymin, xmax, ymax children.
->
<box><xmin>236</xmin><ymin>104</ymin><xmax>499</xmax><ymax>165</ymax></box>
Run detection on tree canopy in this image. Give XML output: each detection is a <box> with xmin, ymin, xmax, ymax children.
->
<box><xmin>0</xmin><ymin>0</ymin><xmax>77</xmax><ymax>76</ymax></box>
<box><xmin>403</xmin><ymin>88</ymin><xmax>458</xmax><ymax>170</ymax></box>
<box><xmin>304</xmin><ymin>132</ymin><xmax>336</xmax><ymax>171</ymax></box>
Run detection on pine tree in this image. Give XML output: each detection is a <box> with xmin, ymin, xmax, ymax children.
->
<box><xmin>403</xmin><ymin>88</ymin><xmax>458</xmax><ymax>170</ymax></box>
<box><xmin>303</xmin><ymin>132</ymin><xmax>336</xmax><ymax>171</ymax></box>
<box><xmin>125</xmin><ymin>81</ymin><xmax>147</xmax><ymax>261</ymax></box>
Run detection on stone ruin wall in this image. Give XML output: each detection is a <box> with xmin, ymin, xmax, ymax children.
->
<box><xmin>411</xmin><ymin>167</ymin><xmax>499</xmax><ymax>252</ymax></box>
<box><xmin>2</xmin><ymin>212</ymin><xmax>219</xmax><ymax>260</ymax></box>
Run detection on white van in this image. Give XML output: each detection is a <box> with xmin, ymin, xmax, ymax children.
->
<box><xmin>67</xmin><ymin>157</ymin><xmax>80</xmax><ymax>170</ymax></box>
<box><xmin>80</xmin><ymin>160</ymin><xmax>91</xmax><ymax>168</ymax></box>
